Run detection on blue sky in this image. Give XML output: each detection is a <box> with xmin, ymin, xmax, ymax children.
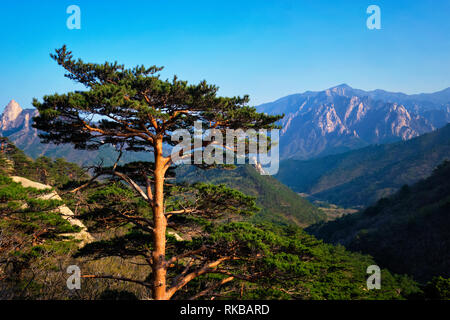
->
<box><xmin>0</xmin><ymin>0</ymin><xmax>449</xmax><ymax>111</ymax></box>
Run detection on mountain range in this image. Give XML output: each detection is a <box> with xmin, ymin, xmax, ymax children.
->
<box><xmin>257</xmin><ymin>84</ymin><xmax>450</xmax><ymax>160</ymax></box>
<box><xmin>276</xmin><ymin>124</ymin><xmax>450</xmax><ymax>207</ymax></box>
<box><xmin>2</xmin><ymin>85</ymin><xmax>450</xmax><ymax>211</ymax></box>
<box><xmin>0</xmin><ymin>100</ymin><xmax>40</xmax><ymax>154</ymax></box>
<box><xmin>3</xmin><ymin>84</ymin><xmax>450</xmax><ymax>164</ymax></box>
<box><xmin>2</xmin><ymin>90</ymin><xmax>449</xmax><ymax>291</ymax></box>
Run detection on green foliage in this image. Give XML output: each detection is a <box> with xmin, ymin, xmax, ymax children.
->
<box><xmin>168</xmin><ymin>182</ymin><xmax>260</xmax><ymax>219</ymax></box>
<box><xmin>0</xmin><ymin>174</ymin><xmax>81</xmax><ymax>298</ymax></box>
<box><xmin>32</xmin><ymin>156</ymin><xmax>88</xmax><ymax>188</ymax></box>
<box><xmin>176</xmin><ymin>222</ymin><xmax>420</xmax><ymax>300</ymax></box>
<box><xmin>0</xmin><ymin>136</ymin><xmax>88</xmax><ymax>188</ymax></box>
<box><xmin>176</xmin><ymin>165</ymin><xmax>326</xmax><ymax>227</ymax></box>
<box><xmin>0</xmin><ymin>137</ymin><xmax>33</xmax><ymax>176</ymax></box>
<box><xmin>0</xmin><ymin>147</ymin><xmax>425</xmax><ymax>300</ymax></box>
<box><xmin>423</xmin><ymin>277</ymin><xmax>450</xmax><ymax>300</ymax></box>
<box><xmin>71</xmin><ymin>175</ymin><xmax>420</xmax><ymax>300</ymax></box>
<box><xmin>8</xmin><ymin>47</ymin><xmax>431</xmax><ymax>301</ymax></box>
<box><xmin>32</xmin><ymin>46</ymin><xmax>282</xmax><ymax>154</ymax></box>
<box><xmin>0</xmin><ymin>175</ymin><xmax>80</xmax><ymax>240</ymax></box>
<box><xmin>0</xmin><ymin>178</ymin><xmax>48</xmax><ymax>202</ymax></box>
<box><xmin>308</xmin><ymin>160</ymin><xmax>450</xmax><ymax>283</ymax></box>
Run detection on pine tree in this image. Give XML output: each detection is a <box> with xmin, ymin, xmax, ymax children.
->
<box><xmin>33</xmin><ymin>46</ymin><xmax>282</xmax><ymax>300</ymax></box>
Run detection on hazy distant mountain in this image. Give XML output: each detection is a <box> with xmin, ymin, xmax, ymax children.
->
<box><xmin>0</xmin><ymin>100</ymin><xmax>44</xmax><ymax>157</ymax></box>
<box><xmin>258</xmin><ymin>84</ymin><xmax>450</xmax><ymax>160</ymax></box>
<box><xmin>0</xmin><ymin>100</ymin><xmax>38</xmax><ymax>135</ymax></box>
<box><xmin>0</xmin><ymin>100</ymin><xmax>146</xmax><ymax>166</ymax></box>
<box><xmin>355</xmin><ymin>87</ymin><xmax>450</xmax><ymax>110</ymax></box>
<box><xmin>276</xmin><ymin>124</ymin><xmax>450</xmax><ymax>207</ymax></box>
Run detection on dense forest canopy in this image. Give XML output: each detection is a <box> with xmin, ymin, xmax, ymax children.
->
<box><xmin>308</xmin><ymin>160</ymin><xmax>450</xmax><ymax>283</ymax></box>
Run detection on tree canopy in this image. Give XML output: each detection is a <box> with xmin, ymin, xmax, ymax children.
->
<box><xmin>32</xmin><ymin>46</ymin><xmax>282</xmax><ymax>300</ymax></box>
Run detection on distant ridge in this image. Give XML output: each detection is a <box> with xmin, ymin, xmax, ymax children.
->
<box><xmin>276</xmin><ymin>123</ymin><xmax>450</xmax><ymax>207</ymax></box>
<box><xmin>2</xmin><ymin>85</ymin><xmax>450</xmax><ymax>166</ymax></box>
<box><xmin>258</xmin><ymin>85</ymin><xmax>450</xmax><ymax>160</ymax></box>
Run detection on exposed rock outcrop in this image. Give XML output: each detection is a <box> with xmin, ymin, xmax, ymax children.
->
<box><xmin>10</xmin><ymin>176</ymin><xmax>94</xmax><ymax>247</ymax></box>
<box><xmin>257</xmin><ymin>84</ymin><xmax>449</xmax><ymax>159</ymax></box>
<box><xmin>1</xmin><ymin>100</ymin><xmax>38</xmax><ymax>135</ymax></box>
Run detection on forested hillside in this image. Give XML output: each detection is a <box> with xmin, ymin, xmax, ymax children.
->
<box><xmin>0</xmin><ymin>137</ymin><xmax>87</xmax><ymax>186</ymax></box>
<box><xmin>308</xmin><ymin>160</ymin><xmax>450</xmax><ymax>282</ymax></box>
<box><xmin>276</xmin><ymin>124</ymin><xmax>450</xmax><ymax>207</ymax></box>
<box><xmin>176</xmin><ymin>165</ymin><xmax>326</xmax><ymax>227</ymax></box>
<box><xmin>2</xmin><ymin>138</ymin><xmax>436</xmax><ymax>300</ymax></box>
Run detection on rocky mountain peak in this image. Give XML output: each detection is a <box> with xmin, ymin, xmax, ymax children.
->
<box><xmin>1</xmin><ymin>100</ymin><xmax>38</xmax><ymax>135</ymax></box>
<box><xmin>327</xmin><ymin>84</ymin><xmax>353</xmax><ymax>96</ymax></box>
<box><xmin>257</xmin><ymin>85</ymin><xmax>449</xmax><ymax>160</ymax></box>
<box><xmin>332</xmin><ymin>83</ymin><xmax>352</xmax><ymax>90</ymax></box>
<box><xmin>3</xmin><ymin>100</ymin><xmax>23</xmax><ymax>123</ymax></box>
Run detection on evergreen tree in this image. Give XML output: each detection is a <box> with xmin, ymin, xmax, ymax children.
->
<box><xmin>33</xmin><ymin>46</ymin><xmax>282</xmax><ymax>300</ymax></box>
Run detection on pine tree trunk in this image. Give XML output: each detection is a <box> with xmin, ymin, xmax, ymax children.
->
<box><xmin>152</xmin><ymin>138</ymin><xmax>167</xmax><ymax>300</ymax></box>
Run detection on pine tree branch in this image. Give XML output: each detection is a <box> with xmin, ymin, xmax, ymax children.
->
<box><xmin>112</xmin><ymin>171</ymin><xmax>149</xmax><ymax>201</ymax></box>
<box><xmin>81</xmin><ymin>274</ymin><xmax>151</xmax><ymax>287</ymax></box>
<box><xmin>67</xmin><ymin>173</ymin><xmax>102</xmax><ymax>194</ymax></box>
<box><xmin>165</xmin><ymin>245</ymin><xmax>208</xmax><ymax>266</ymax></box>
<box><xmin>188</xmin><ymin>276</ymin><xmax>235</xmax><ymax>300</ymax></box>
<box><xmin>166</xmin><ymin>256</ymin><xmax>234</xmax><ymax>299</ymax></box>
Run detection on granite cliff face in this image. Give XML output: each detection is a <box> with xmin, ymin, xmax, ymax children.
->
<box><xmin>258</xmin><ymin>84</ymin><xmax>449</xmax><ymax>159</ymax></box>
<box><xmin>0</xmin><ymin>100</ymin><xmax>43</xmax><ymax>156</ymax></box>
<box><xmin>1</xmin><ymin>100</ymin><xmax>38</xmax><ymax>135</ymax></box>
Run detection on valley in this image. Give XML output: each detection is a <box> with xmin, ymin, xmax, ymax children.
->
<box><xmin>307</xmin><ymin>160</ymin><xmax>450</xmax><ymax>282</ymax></box>
<box><xmin>276</xmin><ymin>123</ymin><xmax>450</xmax><ymax>207</ymax></box>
